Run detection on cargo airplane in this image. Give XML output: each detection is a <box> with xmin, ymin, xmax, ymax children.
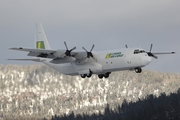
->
<box><xmin>9</xmin><ymin>23</ymin><xmax>175</xmax><ymax>79</ymax></box>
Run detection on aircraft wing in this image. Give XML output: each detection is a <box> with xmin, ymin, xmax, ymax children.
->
<box><xmin>10</xmin><ymin>47</ymin><xmax>56</xmax><ymax>53</ymax></box>
<box><xmin>10</xmin><ymin>47</ymin><xmax>86</xmax><ymax>58</ymax></box>
<box><xmin>9</xmin><ymin>47</ymin><xmax>94</xmax><ymax>64</ymax></box>
<box><xmin>10</xmin><ymin>47</ymin><xmax>57</xmax><ymax>58</ymax></box>
<box><xmin>152</xmin><ymin>52</ymin><xmax>175</xmax><ymax>55</ymax></box>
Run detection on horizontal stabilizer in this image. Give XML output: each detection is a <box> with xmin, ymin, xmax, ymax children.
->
<box><xmin>8</xmin><ymin>58</ymin><xmax>42</xmax><ymax>62</ymax></box>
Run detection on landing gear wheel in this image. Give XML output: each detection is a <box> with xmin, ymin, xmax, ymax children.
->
<box><xmin>135</xmin><ymin>68</ymin><xmax>142</xmax><ymax>73</ymax></box>
<box><xmin>98</xmin><ymin>74</ymin><xmax>104</xmax><ymax>79</ymax></box>
<box><xmin>81</xmin><ymin>74</ymin><xmax>87</xmax><ymax>78</ymax></box>
<box><xmin>104</xmin><ymin>73</ymin><xmax>109</xmax><ymax>78</ymax></box>
<box><xmin>87</xmin><ymin>74</ymin><xmax>92</xmax><ymax>78</ymax></box>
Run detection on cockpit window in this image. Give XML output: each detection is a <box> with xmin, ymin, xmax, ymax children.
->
<box><xmin>140</xmin><ymin>50</ymin><xmax>145</xmax><ymax>53</ymax></box>
<box><xmin>134</xmin><ymin>49</ymin><xmax>145</xmax><ymax>54</ymax></box>
<box><xmin>134</xmin><ymin>49</ymin><xmax>140</xmax><ymax>54</ymax></box>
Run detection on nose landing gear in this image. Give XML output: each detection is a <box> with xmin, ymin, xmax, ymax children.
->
<box><xmin>135</xmin><ymin>68</ymin><xmax>142</xmax><ymax>73</ymax></box>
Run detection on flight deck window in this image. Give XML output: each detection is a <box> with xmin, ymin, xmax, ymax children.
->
<box><xmin>140</xmin><ymin>50</ymin><xmax>145</xmax><ymax>53</ymax></box>
<box><xmin>134</xmin><ymin>50</ymin><xmax>145</xmax><ymax>54</ymax></box>
<box><xmin>134</xmin><ymin>50</ymin><xmax>140</xmax><ymax>54</ymax></box>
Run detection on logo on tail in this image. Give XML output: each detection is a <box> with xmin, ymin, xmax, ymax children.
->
<box><xmin>36</xmin><ymin>41</ymin><xmax>45</xmax><ymax>49</ymax></box>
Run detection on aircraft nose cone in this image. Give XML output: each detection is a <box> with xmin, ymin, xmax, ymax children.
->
<box><xmin>142</xmin><ymin>56</ymin><xmax>152</xmax><ymax>65</ymax></box>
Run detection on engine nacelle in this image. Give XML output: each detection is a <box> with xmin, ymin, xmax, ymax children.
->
<box><xmin>50</xmin><ymin>57</ymin><xmax>76</xmax><ymax>64</ymax></box>
<box><xmin>53</xmin><ymin>49</ymin><xmax>66</xmax><ymax>58</ymax></box>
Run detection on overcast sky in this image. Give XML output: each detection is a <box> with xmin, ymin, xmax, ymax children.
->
<box><xmin>0</xmin><ymin>0</ymin><xmax>179</xmax><ymax>73</ymax></box>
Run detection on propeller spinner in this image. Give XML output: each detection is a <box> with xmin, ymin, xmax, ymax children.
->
<box><xmin>64</xmin><ymin>42</ymin><xmax>76</xmax><ymax>57</ymax></box>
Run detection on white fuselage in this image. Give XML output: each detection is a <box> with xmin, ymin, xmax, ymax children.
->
<box><xmin>42</xmin><ymin>48</ymin><xmax>152</xmax><ymax>75</ymax></box>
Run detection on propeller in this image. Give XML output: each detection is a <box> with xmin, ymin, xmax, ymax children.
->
<box><xmin>147</xmin><ymin>44</ymin><xmax>158</xmax><ymax>59</ymax></box>
<box><xmin>64</xmin><ymin>42</ymin><xmax>76</xmax><ymax>57</ymax></box>
<box><xmin>82</xmin><ymin>44</ymin><xmax>95</xmax><ymax>59</ymax></box>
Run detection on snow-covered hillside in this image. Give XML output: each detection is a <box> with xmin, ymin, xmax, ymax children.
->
<box><xmin>0</xmin><ymin>64</ymin><xmax>180</xmax><ymax>119</ymax></box>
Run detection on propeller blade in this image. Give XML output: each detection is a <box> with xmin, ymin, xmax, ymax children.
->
<box><xmin>152</xmin><ymin>54</ymin><xmax>158</xmax><ymax>59</ymax></box>
<box><xmin>150</xmin><ymin>44</ymin><xmax>153</xmax><ymax>52</ymax></box>
<box><xmin>91</xmin><ymin>56</ymin><xmax>96</xmax><ymax>61</ymax></box>
<box><xmin>82</xmin><ymin>47</ymin><xmax>88</xmax><ymax>52</ymax></box>
<box><xmin>90</xmin><ymin>44</ymin><xmax>95</xmax><ymax>52</ymax></box>
<box><xmin>70</xmin><ymin>46</ymin><xmax>76</xmax><ymax>51</ymax></box>
<box><xmin>64</xmin><ymin>42</ymin><xmax>68</xmax><ymax>50</ymax></box>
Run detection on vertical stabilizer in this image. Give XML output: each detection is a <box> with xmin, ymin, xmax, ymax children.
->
<box><xmin>36</xmin><ymin>23</ymin><xmax>51</xmax><ymax>49</ymax></box>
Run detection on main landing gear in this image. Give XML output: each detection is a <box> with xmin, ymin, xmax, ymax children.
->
<box><xmin>135</xmin><ymin>67</ymin><xmax>142</xmax><ymax>73</ymax></box>
<box><xmin>80</xmin><ymin>71</ymin><xmax>111</xmax><ymax>79</ymax></box>
<box><xmin>80</xmin><ymin>73</ymin><xmax>92</xmax><ymax>78</ymax></box>
<box><xmin>80</xmin><ymin>69</ymin><xmax>92</xmax><ymax>78</ymax></box>
<box><xmin>98</xmin><ymin>72</ymin><xmax>111</xmax><ymax>79</ymax></box>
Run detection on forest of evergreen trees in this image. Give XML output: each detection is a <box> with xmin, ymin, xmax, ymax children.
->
<box><xmin>1</xmin><ymin>65</ymin><xmax>180</xmax><ymax>119</ymax></box>
<box><xmin>51</xmin><ymin>88</ymin><xmax>180</xmax><ymax>120</ymax></box>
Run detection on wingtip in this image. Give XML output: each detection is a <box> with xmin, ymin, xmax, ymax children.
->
<box><xmin>9</xmin><ymin>48</ymin><xmax>17</xmax><ymax>50</ymax></box>
<box><xmin>9</xmin><ymin>47</ymin><xmax>23</xmax><ymax>50</ymax></box>
<box><xmin>7</xmin><ymin>59</ymin><xmax>16</xmax><ymax>60</ymax></box>
<box><xmin>7</xmin><ymin>59</ymin><xmax>17</xmax><ymax>60</ymax></box>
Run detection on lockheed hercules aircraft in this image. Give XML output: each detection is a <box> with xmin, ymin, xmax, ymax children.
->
<box><xmin>9</xmin><ymin>23</ymin><xmax>175</xmax><ymax>79</ymax></box>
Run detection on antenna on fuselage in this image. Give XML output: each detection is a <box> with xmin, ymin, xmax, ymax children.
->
<box><xmin>125</xmin><ymin>44</ymin><xmax>128</xmax><ymax>48</ymax></box>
